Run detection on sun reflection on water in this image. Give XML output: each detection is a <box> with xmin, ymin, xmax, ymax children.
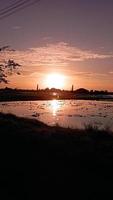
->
<box><xmin>51</xmin><ymin>100</ymin><xmax>60</xmax><ymax>116</ymax></box>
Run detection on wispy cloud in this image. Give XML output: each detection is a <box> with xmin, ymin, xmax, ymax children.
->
<box><xmin>12</xmin><ymin>26</ymin><xmax>21</xmax><ymax>30</ymax></box>
<box><xmin>68</xmin><ymin>71</ymin><xmax>113</xmax><ymax>80</ymax></box>
<box><xmin>0</xmin><ymin>42</ymin><xmax>113</xmax><ymax>69</ymax></box>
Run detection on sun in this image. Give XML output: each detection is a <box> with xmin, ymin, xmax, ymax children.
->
<box><xmin>46</xmin><ymin>73</ymin><xmax>65</xmax><ymax>89</ymax></box>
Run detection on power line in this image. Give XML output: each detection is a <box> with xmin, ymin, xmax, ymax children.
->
<box><xmin>0</xmin><ymin>0</ymin><xmax>26</xmax><ymax>13</ymax></box>
<box><xmin>0</xmin><ymin>0</ymin><xmax>37</xmax><ymax>16</ymax></box>
<box><xmin>0</xmin><ymin>0</ymin><xmax>40</xmax><ymax>21</ymax></box>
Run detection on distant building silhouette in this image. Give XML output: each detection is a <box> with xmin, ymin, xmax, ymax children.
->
<box><xmin>75</xmin><ymin>88</ymin><xmax>89</xmax><ymax>94</ymax></box>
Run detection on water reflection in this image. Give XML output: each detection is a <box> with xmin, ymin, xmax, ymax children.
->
<box><xmin>0</xmin><ymin>100</ymin><xmax>113</xmax><ymax>130</ymax></box>
<box><xmin>51</xmin><ymin>100</ymin><xmax>60</xmax><ymax>116</ymax></box>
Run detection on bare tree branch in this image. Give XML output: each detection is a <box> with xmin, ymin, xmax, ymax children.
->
<box><xmin>0</xmin><ymin>46</ymin><xmax>21</xmax><ymax>83</ymax></box>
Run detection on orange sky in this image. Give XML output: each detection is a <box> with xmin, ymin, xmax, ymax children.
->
<box><xmin>0</xmin><ymin>42</ymin><xmax>113</xmax><ymax>91</ymax></box>
<box><xmin>0</xmin><ymin>1</ymin><xmax>113</xmax><ymax>91</ymax></box>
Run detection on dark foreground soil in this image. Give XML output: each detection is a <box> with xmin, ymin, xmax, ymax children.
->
<box><xmin>0</xmin><ymin>112</ymin><xmax>113</xmax><ymax>199</ymax></box>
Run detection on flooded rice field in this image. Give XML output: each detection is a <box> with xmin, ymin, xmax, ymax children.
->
<box><xmin>0</xmin><ymin>100</ymin><xmax>113</xmax><ymax>130</ymax></box>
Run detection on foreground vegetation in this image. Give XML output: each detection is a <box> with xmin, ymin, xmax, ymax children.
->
<box><xmin>0</xmin><ymin>112</ymin><xmax>113</xmax><ymax>199</ymax></box>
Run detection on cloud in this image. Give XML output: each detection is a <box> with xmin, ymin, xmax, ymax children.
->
<box><xmin>0</xmin><ymin>42</ymin><xmax>113</xmax><ymax>71</ymax></box>
<box><xmin>12</xmin><ymin>26</ymin><xmax>21</xmax><ymax>30</ymax></box>
<box><xmin>69</xmin><ymin>71</ymin><xmax>112</xmax><ymax>79</ymax></box>
<box><xmin>42</xmin><ymin>36</ymin><xmax>53</xmax><ymax>41</ymax></box>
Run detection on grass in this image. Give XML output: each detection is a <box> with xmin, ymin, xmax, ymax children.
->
<box><xmin>0</xmin><ymin>112</ymin><xmax>113</xmax><ymax>199</ymax></box>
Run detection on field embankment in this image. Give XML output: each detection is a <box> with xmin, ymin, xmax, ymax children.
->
<box><xmin>0</xmin><ymin>112</ymin><xmax>113</xmax><ymax>199</ymax></box>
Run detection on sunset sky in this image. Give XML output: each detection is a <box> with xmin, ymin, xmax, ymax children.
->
<box><xmin>0</xmin><ymin>0</ymin><xmax>113</xmax><ymax>91</ymax></box>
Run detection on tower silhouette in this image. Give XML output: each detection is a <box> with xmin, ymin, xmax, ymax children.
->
<box><xmin>71</xmin><ymin>85</ymin><xmax>74</xmax><ymax>92</ymax></box>
<box><xmin>37</xmin><ymin>84</ymin><xmax>39</xmax><ymax>91</ymax></box>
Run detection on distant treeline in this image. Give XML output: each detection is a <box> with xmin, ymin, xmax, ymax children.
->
<box><xmin>0</xmin><ymin>87</ymin><xmax>112</xmax><ymax>94</ymax></box>
<box><xmin>0</xmin><ymin>87</ymin><xmax>112</xmax><ymax>101</ymax></box>
<box><xmin>74</xmin><ymin>88</ymin><xmax>112</xmax><ymax>95</ymax></box>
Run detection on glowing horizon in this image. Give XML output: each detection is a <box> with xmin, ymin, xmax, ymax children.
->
<box><xmin>0</xmin><ymin>1</ymin><xmax>113</xmax><ymax>91</ymax></box>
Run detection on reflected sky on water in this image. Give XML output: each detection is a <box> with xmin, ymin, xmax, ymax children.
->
<box><xmin>0</xmin><ymin>99</ymin><xmax>113</xmax><ymax>130</ymax></box>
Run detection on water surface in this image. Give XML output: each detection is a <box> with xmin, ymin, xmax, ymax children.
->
<box><xmin>0</xmin><ymin>100</ymin><xmax>113</xmax><ymax>130</ymax></box>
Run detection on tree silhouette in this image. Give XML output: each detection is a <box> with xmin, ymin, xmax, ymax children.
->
<box><xmin>0</xmin><ymin>46</ymin><xmax>21</xmax><ymax>83</ymax></box>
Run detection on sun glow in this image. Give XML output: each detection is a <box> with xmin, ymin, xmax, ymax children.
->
<box><xmin>46</xmin><ymin>73</ymin><xmax>65</xmax><ymax>89</ymax></box>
